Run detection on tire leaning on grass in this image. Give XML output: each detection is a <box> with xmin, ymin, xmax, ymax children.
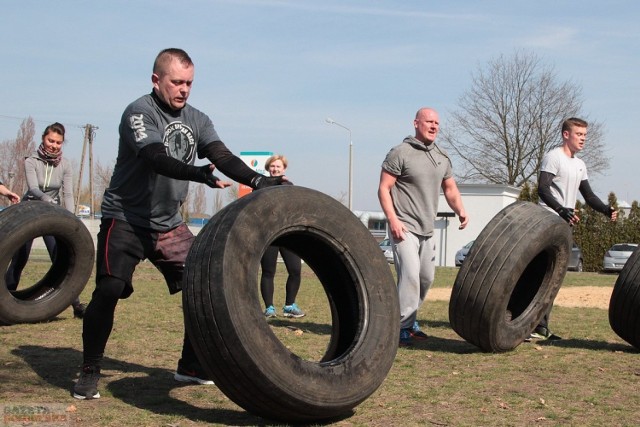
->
<box><xmin>609</xmin><ymin>246</ymin><xmax>640</xmax><ymax>350</ymax></box>
<box><xmin>0</xmin><ymin>201</ymin><xmax>94</xmax><ymax>324</ymax></box>
<box><xmin>183</xmin><ymin>185</ymin><xmax>399</xmax><ymax>423</ymax></box>
<box><xmin>449</xmin><ymin>201</ymin><xmax>572</xmax><ymax>352</ymax></box>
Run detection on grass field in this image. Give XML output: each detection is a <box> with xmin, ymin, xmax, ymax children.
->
<box><xmin>1</xmin><ymin>260</ymin><xmax>638</xmax><ymax>426</ymax></box>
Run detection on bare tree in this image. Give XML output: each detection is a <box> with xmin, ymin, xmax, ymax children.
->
<box><xmin>440</xmin><ymin>50</ymin><xmax>609</xmax><ymax>187</ymax></box>
<box><xmin>0</xmin><ymin>142</ymin><xmax>14</xmax><ymax>200</ymax></box>
<box><xmin>180</xmin><ymin>187</ymin><xmax>191</xmax><ymax>224</ymax></box>
<box><xmin>0</xmin><ymin>117</ymin><xmax>36</xmax><ymax>196</ymax></box>
<box><xmin>226</xmin><ymin>183</ymin><xmax>239</xmax><ymax>204</ymax></box>
<box><xmin>191</xmin><ymin>184</ymin><xmax>206</xmax><ymax>215</ymax></box>
<box><xmin>72</xmin><ymin>158</ymin><xmax>114</xmax><ymax>216</ymax></box>
<box><xmin>91</xmin><ymin>159</ymin><xmax>113</xmax><ymax>214</ymax></box>
<box><xmin>69</xmin><ymin>157</ymin><xmax>86</xmax><ymax>204</ymax></box>
<box><xmin>211</xmin><ymin>191</ymin><xmax>225</xmax><ymax>215</ymax></box>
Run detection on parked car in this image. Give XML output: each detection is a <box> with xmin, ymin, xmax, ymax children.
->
<box><xmin>567</xmin><ymin>243</ymin><xmax>584</xmax><ymax>272</ymax></box>
<box><xmin>603</xmin><ymin>243</ymin><xmax>639</xmax><ymax>272</ymax></box>
<box><xmin>77</xmin><ymin>204</ymin><xmax>91</xmax><ymax>217</ymax></box>
<box><xmin>379</xmin><ymin>238</ymin><xmax>394</xmax><ymax>264</ymax></box>
<box><xmin>455</xmin><ymin>240</ymin><xmax>474</xmax><ymax>266</ymax></box>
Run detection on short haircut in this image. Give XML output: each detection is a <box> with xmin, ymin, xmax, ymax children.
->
<box><xmin>265</xmin><ymin>154</ymin><xmax>288</xmax><ymax>169</ymax></box>
<box><xmin>153</xmin><ymin>48</ymin><xmax>193</xmax><ymax>75</ymax></box>
<box><xmin>562</xmin><ymin>117</ymin><xmax>588</xmax><ymax>133</ymax></box>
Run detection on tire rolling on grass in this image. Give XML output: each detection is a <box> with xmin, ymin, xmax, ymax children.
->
<box><xmin>183</xmin><ymin>185</ymin><xmax>399</xmax><ymax>423</ymax></box>
<box><xmin>0</xmin><ymin>201</ymin><xmax>94</xmax><ymax>324</ymax></box>
<box><xmin>609</xmin><ymin>246</ymin><xmax>640</xmax><ymax>350</ymax></box>
<box><xmin>449</xmin><ymin>201</ymin><xmax>572</xmax><ymax>352</ymax></box>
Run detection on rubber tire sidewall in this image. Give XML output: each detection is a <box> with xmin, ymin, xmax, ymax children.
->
<box><xmin>0</xmin><ymin>202</ymin><xmax>94</xmax><ymax>324</ymax></box>
<box><xmin>609</xmin><ymin>246</ymin><xmax>640</xmax><ymax>349</ymax></box>
<box><xmin>449</xmin><ymin>201</ymin><xmax>572</xmax><ymax>352</ymax></box>
<box><xmin>183</xmin><ymin>186</ymin><xmax>399</xmax><ymax>423</ymax></box>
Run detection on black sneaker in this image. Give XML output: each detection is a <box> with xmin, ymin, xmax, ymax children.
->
<box><xmin>399</xmin><ymin>328</ymin><xmax>413</xmax><ymax>347</ymax></box>
<box><xmin>174</xmin><ymin>363</ymin><xmax>214</xmax><ymax>385</ymax></box>
<box><xmin>546</xmin><ymin>332</ymin><xmax>562</xmax><ymax>341</ymax></box>
<box><xmin>73</xmin><ymin>365</ymin><xmax>101</xmax><ymax>400</ymax></box>
<box><xmin>410</xmin><ymin>321</ymin><xmax>428</xmax><ymax>340</ymax></box>
<box><xmin>73</xmin><ymin>303</ymin><xmax>86</xmax><ymax>319</ymax></box>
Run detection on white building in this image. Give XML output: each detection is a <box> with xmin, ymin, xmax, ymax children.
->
<box><xmin>356</xmin><ymin>184</ymin><xmax>522</xmax><ymax>267</ymax></box>
<box><xmin>38</xmin><ymin>185</ymin><xmax>521</xmax><ymax>268</ymax></box>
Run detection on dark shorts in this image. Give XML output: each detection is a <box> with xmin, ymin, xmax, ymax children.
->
<box><xmin>96</xmin><ymin>218</ymin><xmax>195</xmax><ymax>298</ymax></box>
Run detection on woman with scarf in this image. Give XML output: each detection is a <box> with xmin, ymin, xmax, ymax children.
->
<box><xmin>5</xmin><ymin>122</ymin><xmax>85</xmax><ymax>318</ymax></box>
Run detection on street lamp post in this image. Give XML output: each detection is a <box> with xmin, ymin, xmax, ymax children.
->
<box><xmin>325</xmin><ymin>117</ymin><xmax>353</xmax><ymax>211</ymax></box>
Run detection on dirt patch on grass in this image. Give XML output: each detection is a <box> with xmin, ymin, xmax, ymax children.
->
<box><xmin>428</xmin><ymin>286</ymin><xmax>612</xmax><ymax>309</ymax></box>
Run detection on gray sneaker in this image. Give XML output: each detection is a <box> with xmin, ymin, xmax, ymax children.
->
<box><xmin>73</xmin><ymin>365</ymin><xmax>101</xmax><ymax>400</ymax></box>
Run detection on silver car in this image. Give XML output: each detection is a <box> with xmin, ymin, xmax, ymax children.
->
<box><xmin>567</xmin><ymin>243</ymin><xmax>584</xmax><ymax>272</ymax></box>
<box><xmin>379</xmin><ymin>238</ymin><xmax>394</xmax><ymax>264</ymax></box>
<box><xmin>603</xmin><ymin>243</ymin><xmax>639</xmax><ymax>272</ymax></box>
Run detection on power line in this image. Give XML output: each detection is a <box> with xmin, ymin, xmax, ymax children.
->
<box><xmin>0</xmin><ymin>114</ymin><xmax>87</xmax><ymax>130</ymax></box>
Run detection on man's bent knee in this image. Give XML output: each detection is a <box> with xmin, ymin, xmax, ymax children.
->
<box><xmin>94</xmin><ymin>276</ymin><xmax>130</xmax><ymax>300</ymax></box>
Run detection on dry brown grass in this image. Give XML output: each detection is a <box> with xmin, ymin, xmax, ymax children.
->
<box><xmin>1</xmin><ymin>261</ymin><xmax>639</xmax><ymax>426</ymax></box>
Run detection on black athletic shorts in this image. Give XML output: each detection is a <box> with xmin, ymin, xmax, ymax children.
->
<box><xmin>96</xmin><ymin>218</ymin><xmax>195</xmax><ymax>298</ymax></box>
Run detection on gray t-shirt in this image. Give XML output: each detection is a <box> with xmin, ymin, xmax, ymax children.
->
<box><xmin>101</xmin><ymin>92</ymin><xmax>219</xmax><ymax>231</ymax></box>
<box><xmin>381</xmin><ymin>136</ymin><xmax>453</xmax><ymax>237</ymax></box>
<box><xmin>538</xmin><ymin>146</ymin><xmax>588</xmax><ymax>213</ymax></box>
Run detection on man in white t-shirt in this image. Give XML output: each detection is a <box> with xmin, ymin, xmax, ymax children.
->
<box><xmin>535</xmin><ymin>117</ymin><xmax>617</xmax><ymax>340</ymax></box>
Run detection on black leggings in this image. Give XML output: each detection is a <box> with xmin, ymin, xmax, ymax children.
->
<box><xmin>82</xmin><ymin>219</ymin><xmax>199</xmax><ymax>368</ymax></box>
<box><xmin>260</xmin><ymin>246</ymin><xmax>301</xmax><ymax>307</ymax></box>
<box><xmin>5</xmin><ymin>236</ymin><xmax>57</xmax><ymax>290</ymax></box>
<box><xmin>5</xmin><ymin>236</ymin><xmax>81</xmax><ymax>308</ymax></box>
<box><xmin>82</xmin><ymin>275</ymin><xmax>199</xmax><ymax>367</ymax></box>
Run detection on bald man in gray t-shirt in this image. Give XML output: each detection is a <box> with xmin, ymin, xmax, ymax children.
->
<box><xmin>379</xmin><ymin>107</ymin><xmax>468</xmax><ymax>347</ymax></box>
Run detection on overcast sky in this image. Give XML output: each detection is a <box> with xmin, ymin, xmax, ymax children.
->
<box><xmin>1</xmin><ymin>0</ymin><xmax>638</xmax><ymax>211</ymax></box>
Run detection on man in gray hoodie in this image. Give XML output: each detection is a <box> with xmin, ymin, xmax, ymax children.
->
<box><xmin>378</xmin><ymin>107</ymin><xmax>468</xmax><ymax>347</ymax></box>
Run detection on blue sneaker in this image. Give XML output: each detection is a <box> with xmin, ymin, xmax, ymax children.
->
<box><xmin>399</xmin><ymin>328</ymin><xmax>413</xmax><ymax>347</ymax></box>
<box><xmin>264</xmin><ymin>305</ymin><xmax>277</xmax><ymax>318</ymax></box>
<box><xmin>283</xmin><ymin>303</ymin><xmax>305</xmax><ymax>318</ymax></box>
<box><xmin>410</xmin><ymin>321</ymin><xmax>428</xmax><ymax>340</ymax></box>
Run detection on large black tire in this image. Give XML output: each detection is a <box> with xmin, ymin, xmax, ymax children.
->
<box><xmin>183</xmin><ymin>186</ymin><xmax>399</xmax><ymax>423</ymax></box>
<box><xmin>0</xmin><ymin>202</ymin><xmax>94</xmax><ymax>324</ymax></box>
<box><xmin>609</xmin><ymin>246</ymin><xmax>640</xmax><ymax>349</ymax></box>
<box><xmin>449</xmin><ymin>201</ymin><xmax>572</xmax><ymax>352</ymax></box>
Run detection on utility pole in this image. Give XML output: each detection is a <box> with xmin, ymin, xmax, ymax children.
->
<box><xmin>75</xmin><ymin>124</ymin><xmax>98</xmax><ymax>218</ymax></box>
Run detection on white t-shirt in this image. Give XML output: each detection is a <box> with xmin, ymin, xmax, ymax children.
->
<box><xmin>539</xmin><ymin>146</ymin><xmax>588</xmax><ymax>212</ymax></box>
